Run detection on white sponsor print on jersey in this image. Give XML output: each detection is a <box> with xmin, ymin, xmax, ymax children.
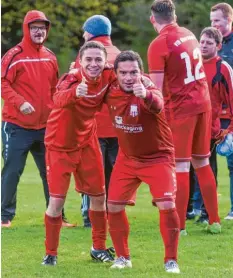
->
<box><xmin>130</xmin><ymin>104</ymin><xmax>138</xmax><ymax>117</ymax></box>
<box><xmin>114</xmin><ymin>115</ymin><xmax>143</xmax><ymax>133</ymax></box>
<box><xmin>115</xmin><ymin>116</ymin><xmax>123</xmax><ymax>125</ymax></box>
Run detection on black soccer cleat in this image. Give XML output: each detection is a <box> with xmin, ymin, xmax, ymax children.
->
<box><xmin>41</xmin><ymin>255</ymin><xmax>57</xmax><ymax>266</ymax></box>
<box><xmin>90</xmin><ymin>246</ymin><xmax>115</xmax><ymax>263</ymax></box>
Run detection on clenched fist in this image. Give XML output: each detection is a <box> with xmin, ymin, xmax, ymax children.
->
<box><xmin>20</xmin><ymin>102</ymin><xmax>35</xmax><ymax>115</ymax></box>
<box><xmin>76</xmin><ymin>77</ymin><xmax>87</xmax><ymax>98</ymax></box>
<box><xmin>133</xmin><ymin>77</ymin><xmax>146</xmax><ymax>99</ymax></box>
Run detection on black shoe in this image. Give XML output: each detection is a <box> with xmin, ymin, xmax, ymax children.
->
<box><xmin>90</xmin><ymin>246</ymin><xmax>115</xmax><ymax>262</ymax></box>
<box><xmin>186</xmin><ymin>209</ymin><xmax>196</xmax><ymax>220</ymax></box>
<box><xmin>41</xmin><ymin>255</ymin><xmax>57</xmax><ymax>266</ymax></box>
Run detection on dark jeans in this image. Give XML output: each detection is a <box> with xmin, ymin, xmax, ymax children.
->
<box><xmin>81</xmin><ymin>137</ymin><xmax>119</xmax><ymax>222</ymax></box>
<box><xmin>1</xmin><ymin>122</ymin><xmax>50</xmax><ymax>221</ymax></box>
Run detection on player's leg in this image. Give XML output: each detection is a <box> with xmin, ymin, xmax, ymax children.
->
<box><xmin>225</xmin><ymin>153</ymin><xmax>233</xmax><ymax>219</ymax></box>
<box><xmin>75</xmin><ymin>136</ymin><xmax>113</xmax><ymax>262</ymax></box>
<box><xmin>168</xmin><ymin>116</ymin><xmax>195</xmax><ymax>233</ymax></box>
<box><xmin>108</xmin><ymin>154</ymin><xmax>139</xmax><ymax>269</ymax></box>
<box><xmin>142</xmin><ymin>162</ymin><xmax>180</xmax><ymax>274</ymax></box>
<box><xmin>42</xmin><ymin>150</ymin><xmax>74</xmax><ymax>265</ymax></box>
<box><xmin>1</xmin><ymin>122</ymin><xmax>31</xmax><ymax>227</ymax></box>
<box><xmin>191</xmin><ymin>111</ymin><xmax>220</xmax><ymax>233</ymax></box>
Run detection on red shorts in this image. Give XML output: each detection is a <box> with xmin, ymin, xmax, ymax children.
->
<box><xmin>46</xmin><ymin>136</ymin><xmax>105</xmax><ymax>198</ymax></box>
<box><xmin>168</xmin><ymin>111</ymin><xmax>211</xmax><ymax>161</ymax></box>
<box><xmin>108</xmin><ymin>154</ymin><xmax>177</xmax><ymax>206</ymax></box>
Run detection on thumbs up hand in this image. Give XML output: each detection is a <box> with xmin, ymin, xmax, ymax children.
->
<box><xmin>76</xmin><ymin>76</ymin><xmax>88</xmax><ymax>98</ymax></box>
<box><xmin>133</xmin><ymin>76</ymin><xmax>146</xmax><ymax>99</ymax></box>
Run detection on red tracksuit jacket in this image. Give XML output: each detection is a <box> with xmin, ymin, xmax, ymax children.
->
<box><xmin>1</xmin><ymin>10</ymin><xmax>58</xmax><ymax>129</ymax></box>
<box><xmin>45</xmin><ymin>69</ymin><xmax>116</xmax><ymax>151</ymax></box>
<box><xmin>203</xmin><ymin>56</ymin><xmax>233</xmax><ymax>138</ymax></box>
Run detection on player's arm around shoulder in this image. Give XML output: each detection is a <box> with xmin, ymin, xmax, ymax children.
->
<box><xmin>140</xmin><ymin>75</ymin><xmax>164</xmax><ymax>114</ymax></box>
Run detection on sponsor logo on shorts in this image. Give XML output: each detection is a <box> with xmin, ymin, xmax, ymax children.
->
<box><xmin>164</xmin><ymin>192</ymin><xmax>172</xmax><ymax>196</ymax></box>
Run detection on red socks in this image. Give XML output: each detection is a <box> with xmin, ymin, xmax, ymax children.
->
<box><xmin>175</xmin><ymin>172</ymin><xmax>189</xmax><ymax>230</ymax></box>
<box><xmin>89</xmin><ymin>210</ymin><xmax>107</xmax><ymax>250</ymax></box>
<box><xmin>108</xmin><ymin>210</ymin><xmax>130</xmax><ymax>259</ymax></box>
<box><xmin>159</xmin><ymin>208</ymin><xmax>180</xmax><ymax>262</ymax></box>
<box><xmin>195</xmin><ymin>165</ymin><xmax>220</xmax><ymax>224</ymax></box>
<box><xmin>44</xmin><ymin>213</ymin><xmax>62</xmax><ymax>256</ymax></box>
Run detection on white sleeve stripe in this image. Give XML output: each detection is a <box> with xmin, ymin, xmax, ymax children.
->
<box><xmin>8</xmin><ymin>58</ymin><xmax>51</xmax><ymax>69</ymax></box>
<box><xmin>222</xmin><ymin>61</ymin><xmax>233</xmax><ymax>90</ymax></box>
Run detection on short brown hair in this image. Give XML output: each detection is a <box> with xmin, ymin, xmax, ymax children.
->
<box><xmin>79</xmin><ymin>41</ymin><xmax>107</xmax><ymax>59</ymax></box>
<box><xmin>151</xmin><ymin>0</ymin><xmax>175</xmax><ymax>24</ymax></box>
<box><xmin>200</xmin><ymin>27</ymin><xmax>223</xmax><ymax>45</ymax></box>
<box><xmin>114</xmin><ymin>51</ymin><xmax>144</xmax><ymax>72</ymax></box>
<box><xmin>211</xmin><ymin>3</ymin><xmax>233</xmax><ymax>21</ymax></box>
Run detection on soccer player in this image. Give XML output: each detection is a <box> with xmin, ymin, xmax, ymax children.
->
<box><xmin>74</xmin><ymin>15</ymin><xmax>120</xmax><ymax>227</ymax></box>
<box><xmin>210</xmin><ymin>2</ymin><xmax>233</xmax><ymax>220</ymax></box>
<box><xmin>106</xmin><ymin>51</ymin><xmax>180</xmax><ymax>274</ymax></box>
<box><xmin>148</xmin><ymin>0</ymin><xmax>221</xmax><ymax>234</ymax></box>
<box><xmin>42</xmin><ymin>41</ymin><xmax>116</xmax><ymax>266</ymax></box>
<box><xmin>1</xmin><ymin>10</ymin><xmax>72</xmax><ymax>228</ymax></box>
<box><xmin>192</xmin><ymin>27</ymin><xmax>233</xmax><ymax>221</ymax></box>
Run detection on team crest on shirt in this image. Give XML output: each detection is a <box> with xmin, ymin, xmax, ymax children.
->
<box><xmin>115</xmin><ymin>116</ymin><xmax>123</xmax><ymax>125</ymax></box>
<box><xmin>130</xmin><ymin>104</ymin><xmax>138</xmax><ymax>117</ymax></box>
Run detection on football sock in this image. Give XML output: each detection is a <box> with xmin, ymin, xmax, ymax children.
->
<box><xmin>159</xmin><ymin>208</ymin><xmax>180</xmax><ymax>262</ymax></box>
<box><xmin>89</xmin><ymin>210</ymin><xmax>107</xmax><ymax>250</ymax></box>
<box><xmin>108</xmin><ymin>210</ymin><xmax>130</xmax><ymax>259</ymax></box>
<box><xmin>44</xmin><ymin>213</ymin><xmax>62</xmax><ymax>256</ymax></box>
<box><xmin>175</xmin><ymin>172</ymin><xmax>189</xmax><ymax>230</ymax></box>
<box><xmin>195</xmin><ymin>165</ymin><xmax>220</xmax><ymax>224</ymax></box>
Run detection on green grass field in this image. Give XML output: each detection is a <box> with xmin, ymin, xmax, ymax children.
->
<box><xmin>1</xmin><ymin>155</ymin><xmax>233</xmax><ymax>278</ymax></box>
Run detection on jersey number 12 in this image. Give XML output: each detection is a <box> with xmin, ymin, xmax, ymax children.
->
<box><xmin>181</xmin><ymin>48</ymin><xmax>205</xmax><ymax>85</ymax></box>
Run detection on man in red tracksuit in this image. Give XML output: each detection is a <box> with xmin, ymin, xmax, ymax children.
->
<box><xmin>1</xmin><ymin>10</ymin><xmax>74</xmax><ymax>227</ymax></box>
<box><xmin>190</xmin><ymin>27</ymin><xmax>233</xmax><ymax>220</ymax></box>
<box><xmin>105</xmin><ymin>51</ymin><xmax>180</xmax><ymax>274</ymax></box>
<box><xmin>42</xmin><ymin>41</ymin><xmax>116</xmax><ymax>266</ymax></box>
<box><xmin>73</xmin><ymin>15</ymin><xmax>120</xmax><ymax>227</ymax></box>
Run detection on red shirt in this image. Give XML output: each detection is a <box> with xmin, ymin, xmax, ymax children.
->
<box><xmin>75</xmin><ymin>36</ymin><xmax>120</xmax><ymax>138</ymax></box>
<box><xmin>203</xmin><ymin>56</ymin><xmax>233</xmax><ymax>138</ymax></box>
<box><xmin>105</xmin><ymin>80</ymin><xmax>174</xmax><ymax>163</ymax></box>
<box><xmin>148</xmin><ymin>23</ymin><xmax>211</xmax><ymax>120</ymax></box>
<box><xmin>45</xmin><ymin>69</ymin><xmax>116</xmax><ymax>151</ymax></box>
<box><xmin>1</xmin><ymin>10</ymin><xmax>58</xmax><ymax>129</ymax></box>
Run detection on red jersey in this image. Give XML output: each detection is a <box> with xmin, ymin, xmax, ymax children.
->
<box><xmin>147</xmin><ymin>23</ymin><xmax>211</xmax><ymax>120</ymax></box>
<box><xmin>75</xmin><ymin>36</ymin><xmax>120</xmax><ymax>138</ymax></box>
<box><xmin>45</xmin><ymin>69</ymin><xmax>116</xmax><ymax>151</ymax></box>
<box><xmin>1</xmin><ymin>10</ymin><xmax>58</xmax><ymax>129</ymax></box>
<box><xmin>105</xmin><ymin>80</ymin><xmax>174</xmax><ymax>163</ymax></box>
<box><xmin>203</xmin><ymin>56</ymin><xmax>233</xmax><ymax>138</ymax></box>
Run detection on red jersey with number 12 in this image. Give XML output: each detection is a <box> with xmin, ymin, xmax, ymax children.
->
<box><xmin>148</xmin><ymin>23</ymin><xmax>211</xmax><ymax>120</ymax></box>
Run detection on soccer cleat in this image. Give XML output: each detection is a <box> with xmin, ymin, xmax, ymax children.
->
<box><xmin>62</xmin><ymin>217</ymin><xmax>76</xmax><ymax>228</ymax></box>
<box><xmin>90</xmin><ymin>246</ymin><xmax>115</xmax><ymax>263</ymax></box>
<box><xmin>41</xmin><ymin>255</ymin><xmax>57</xmax><ymax>266</ymax></box>
<box><xmin>206</xmin><ymin>222</ymin><xmax>221</xmax><ymax>234</ymax></box>
<box><xmin>224</xmin><ymin>211</ymin><xmax>233</xmax><ymax>220</ymax></box>
<box><xmin>110</xmin><ymin>256</ymin><xmax>132</xmax><ymax>269</ymax></box>
<box><xmin>1</xmin><ymin>220</ymin><xmax>11</xmax><ymax>228</ymax></box>
<box><xmin>186</xmin><ymin>209</ymin><xmax>196</xmax><ymax>220</ymax></box>
<box><xmin>180</xmin><ymin>229</ymin><xmax>188</xmax><ymax>236</ymax></box>
<box><xmin>164</xmin><ymin>260</ymin><xmax>180</xmax><ymax>274</ymax></box>
<box><xmin>195</xmin><ymin>216</ymin><xmax>209</xmax><ymax>226</ymax></box>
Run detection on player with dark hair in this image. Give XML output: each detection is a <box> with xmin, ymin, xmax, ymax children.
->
<box><xmin>106</xmin><ymin>50</ymin><xmax>180</xmax><ymax>274</ymax></box>
<box><xmin>42</xmin><ymin>41</ymin><xmax>116</xmax><ymax>266</ymax></box>
<box><xmin>148</xmin><ymin>0</ymin><xmax>221</xmax><ymax>235</ymax></box>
